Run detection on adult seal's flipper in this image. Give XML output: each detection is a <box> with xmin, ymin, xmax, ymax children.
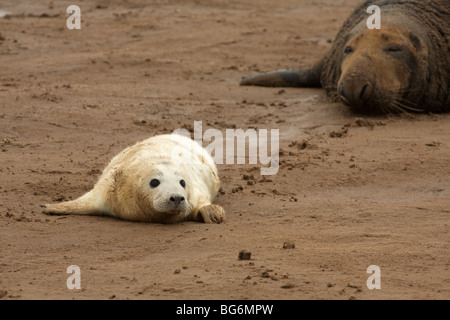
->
<box><xmin>240</xmin><ymin>59</ymin><xmax>324</xmax><ymax>88</ymax></box>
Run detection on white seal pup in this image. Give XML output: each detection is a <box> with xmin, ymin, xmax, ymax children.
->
<box><xmin>42</xmin><ymin>134</ymin><xmax>225</xmax><ymax>224</ymax></box>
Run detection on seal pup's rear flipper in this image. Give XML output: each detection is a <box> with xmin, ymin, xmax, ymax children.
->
<box><xmin>42</xmin><ymin>190</ymin><xmax>106</xmax><ymax>216</ymax></box>
<box><xmin>240</xmin><ymin>58</ymin><xmax>324</xmax><ymax>88</ymax></box>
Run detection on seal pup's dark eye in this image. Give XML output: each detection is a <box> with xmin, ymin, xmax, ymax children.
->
<box><xmin>150</xmin><ymin>179</ymin><xmax>160</xmax><ymax>188</ymax></box>
<box><xmin>180</xmin><ymin>179</ymin><xmax>186</xmax><ymax>188</ymax></box>
<box><xmin>343</xmin><ymin>46</ymin><xmax>353</xmax><ymax>55</ymax></box>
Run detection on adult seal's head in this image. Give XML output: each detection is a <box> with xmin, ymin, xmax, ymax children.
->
<box><xmin>42</xmin><ymin>134</ymin><xmax>225</xmax><ymax>224</ymax></box>
<box><xmin>240</xmin><ymin>0</ymin><xmax>449</xmax><ymax>114</ymax></box>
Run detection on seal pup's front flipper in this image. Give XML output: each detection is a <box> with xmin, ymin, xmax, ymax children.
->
<box><xmin>190</xmin><ymin>204</ymin><xmax>226</xmax><ymax>224</ymax></box>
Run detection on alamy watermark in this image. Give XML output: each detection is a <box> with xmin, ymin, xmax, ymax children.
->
<box><xmin>65</xmin><ymin>264</ymin><xmax>381</xmax><ymax>291</ymax></box>
<box><xmin>66</xmin><ymin>265</ymin><xmax>81</xmax><ymax>289</ymax></box>
<box><xmin>66</xmin><ymin>5</ymin><xmax>81</xmax><ymax>30</ymax></box>
<box><xmin>172</xmin><ymin>121</ymin><xmax>279</xmax><ymax>175</ymax></box>
<box><xmin>366</xmin><ymin>265</ymin><xmax>381</xmax><ymax>290</ymax></box>
<box><xmin>65</xmin><ymin>4</ymin><xmax>381</xmax><ymax>30</ymax></box>
<box><xmin>366</xmin><ymin>5</ymin><xmax>381</xmax><ymax>29</ymax></box>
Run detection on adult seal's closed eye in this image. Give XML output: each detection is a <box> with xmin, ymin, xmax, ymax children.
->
<box><xmin>42</xmin><ymin>134</ymin><xmax>225</xmax><ymax>224</ymax></box>
<box><xmin>240</xmin><ymin>0</ymin><xmax>449</xmax><ymax>114</ymax></box>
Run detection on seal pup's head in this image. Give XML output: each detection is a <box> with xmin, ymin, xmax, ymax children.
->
<box><xmin>109</xmin><ymin>159</ymin><xmax>192</xmax><ymax>223</ymax></box>
<box><xmin>135</xmin><ymin>162</ymin><xmax>191</xmax><ymax>223</ymax></box>
<box><xmin>337</xmin><ymin>24</ymin><xmax>427</xmax><ymax>114</ymax></box>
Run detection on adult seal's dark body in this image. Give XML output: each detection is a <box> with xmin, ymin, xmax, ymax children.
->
<box><xmin>240</xmin><ymin>0</ymin><xmax>449</xmax><ymax>114</ymax></box>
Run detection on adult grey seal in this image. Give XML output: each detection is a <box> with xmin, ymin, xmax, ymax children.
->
<box><xmin>240</xmin><ymin>0</ymin><xmax>449</xmax><ymax>114</ymax></box>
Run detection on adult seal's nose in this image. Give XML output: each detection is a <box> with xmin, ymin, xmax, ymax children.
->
<box><xmin>169</xmin><ymin>195</ymin><xmax>185</xmax><ymax>206</ymax></box>
<box><xmin>338</xmin><ymin>82</ymin><xmax>349</xmax><ymax>104</ymax></box>
<box><xmin>357</xmin><ymin>81</ymin><xmax>373</xmax><ymax>102</ymax></box>
<box><xmin>339</xmin><ymin>78</ymin><xmax>374</xmax><ymax>107</ymax></box>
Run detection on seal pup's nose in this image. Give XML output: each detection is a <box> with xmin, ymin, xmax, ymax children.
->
<box><xmin>169</xmin><ymin>195</ymin><xmax>185</xmax><ymax>206</ymax></box>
